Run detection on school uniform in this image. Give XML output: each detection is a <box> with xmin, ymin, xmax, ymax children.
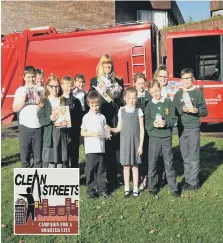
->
<box><xmin>14</xmin><ymin>86</ymin><xmax>42</xmax><ymax>168</ymax></box>
<box><xmin>89</xmin><ymin>75</ymin><xmax>124</xmax><ymax>188</ymax></box>
<box><xmin>173</xmin><ymin>88</ymin><xmax>208</xmax><ymax>188</ymax></box>
<box><xmin>37</xmin><ymin>98</ymin><xmax>68</xmax><ymax>168</ymax></box>
<box><xmin>72</xmin><ymin>89</ymin><xmax>88</xmax><ymax>115</ymax></box>
<box><xmin>136</xmin><ymin>91</ymin><xmax>152</xmax><ymax>182</ymax></box>
<box><xmin>61</xmin><ymin>94</ymin><xmax>82</xmax><ymax>168</ymax></box>
<box><xmin>144</xmin><ymin>97</ymin><xmax>178</xmax><ymax>193</ymax></box>
<box><xmin>118</xmin><ymin>107</ymin><xmax>144</xmax><ymax>166</ymax></box>
<box><xmin>81</xmin><ymin>110</ymin><xmax>107</xmax><ymax>196</ymax></box>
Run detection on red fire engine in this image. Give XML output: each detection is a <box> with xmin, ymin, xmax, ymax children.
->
<box><xmin>1</xmin><ymin>21</ymin><xmax>223</xmax><ymax>124</ymax></box>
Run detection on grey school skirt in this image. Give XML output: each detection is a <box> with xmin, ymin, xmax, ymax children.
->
<box><xmin>42</xmin><ymin>127</ymin><xmax>68</xmax><ymax>163</ymax></box>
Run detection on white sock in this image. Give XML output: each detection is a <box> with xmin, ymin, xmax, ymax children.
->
<box><xmin>133</xmin><ymin>187</ymin><xmax>138</xmax><ymax>193</ymax></box>
<box><xmin>125</xmin><ymin>185</ymin><xmax>130</xmax><ymax>192</ymax></box>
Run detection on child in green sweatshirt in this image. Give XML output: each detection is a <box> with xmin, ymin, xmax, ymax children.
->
<box><xmin>144</xmin><ymin>80</ymin><xmax>180</xmax><ymax>197</ymax></box>
<box><xmin>173</xmin><ymin>68</ymin><xmax>208</xmax><ymax>192</ymax></box>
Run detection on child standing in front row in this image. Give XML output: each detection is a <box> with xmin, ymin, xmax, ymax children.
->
<box><xmin>38</xmin><ymin>74</ymin><xmax>68</xmax><ymax>168</ymax></box>
<box><xmin>145</xmin><ymin>79</ymin><xmax>180</xmax><ymax>197</ymax></box>
<box><xmin>81</xmin><ymin>91</ymin><xmax>109</xmax><ymax>198</ymax></box>
<box><xmin>110</xmin><ymin>88</ymin><xmax>144</xmax><ymax>197</ymax></box>
<box><xmin>134</xmin><ymin>73</ymin><xmax>152</xmax><ymax>191</ymax></box>
<box><xmin>173</xmin><ymin>68</ymin><xmax>208</xmax><ymax>191</ymax></box>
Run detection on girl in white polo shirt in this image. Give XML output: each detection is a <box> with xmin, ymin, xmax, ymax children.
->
<box><xmin>13</xmin><ymin>66</ymin><xmax>42</xmax><ymax>168</ymax></box>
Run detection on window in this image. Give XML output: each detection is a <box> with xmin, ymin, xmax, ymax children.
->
<box><xmin>197</xmin><ymin>54</ymin><xmax>220</xmax><ymax>81</ymax></box>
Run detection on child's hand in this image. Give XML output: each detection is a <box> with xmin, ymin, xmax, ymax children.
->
<box><xmin>161</xmin><ymin>120</ymin><xmax>165</xmax><ymax>127</ymax></box>
<box><xmin>50</xmin><ymin>110</ymin><xmax>58</xmax><ymax>121</ymax></box>
<box><xmin>183</xmin><ymin>106</ymin><xmax>190</xmax><ymax>113</ymax></box>
<box><xmin>190</xmin><ymin>107</ymin><xmax>198</xmax><ymax>114</ymax></box>
<box><xmin>137</xmin><ymin>146</ymin><xmax>143</xmax><ymax>156</ymax></box>
<box><xmin>91</xmin><ymin>131</ymin><xmax>102</xmax><ymax>139</ymax></box>
<box><xmin>154</xmin><ymin>121</ymin><xmax>160</xmax><ymax>128</ymax></box>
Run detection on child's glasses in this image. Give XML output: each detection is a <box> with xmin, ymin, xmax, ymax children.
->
<box><xmin>49</xmin><ymin>85</ymin><xmax>59</xmax><ymax>89</ymax></box>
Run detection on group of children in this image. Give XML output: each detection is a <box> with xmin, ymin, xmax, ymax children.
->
<box><xmin>13</xmin><ymin>66</ymin><xmax>87</xmax><ymax>169</ymax></box>
<box><xmin>14</xmin><ymin>63</ymin><xmax>208</xmax><ymax>199</ymax></box>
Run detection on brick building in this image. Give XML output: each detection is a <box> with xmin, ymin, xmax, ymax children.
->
<box><xmin>1</xmin><ymin>1</ymin><xmax>183</xmax><ymax>35</ymax></box>
<box><xmin>211</xmin><ymin>0</ymin><xmax>223</xmax><ymax>16</ymax></box>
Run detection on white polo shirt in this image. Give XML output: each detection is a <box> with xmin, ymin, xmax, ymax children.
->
<box><xmin>13</xmin><ymin>86</ymin><xmax>41</xmax><ymax>128</ymax></box>
<box><xmin>81</xmin><ymin>110</ymin><xmax>106</xmax><ymax>154</ymax></box>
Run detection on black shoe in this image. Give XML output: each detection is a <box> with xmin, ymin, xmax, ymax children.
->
<box><xmin>124</xmin><ymin>191</ymin><xmax>130</xmax><ymax>198</ymax></box>
<box><xmin>181</xmin><ymin>182</ymin><xmax>191</xmax><ymax>192</ymax></box>
<box><xmin>172</xmin><ymin>191</ymin><xmax>181</xmax><ymax>197</ymax></box>
<box><xmin>148</xmin><ymin>190</ymin><xmax>157</xmax><ymax>196</ymax></box>
<box><xmin>188</xmin><ymin>184</ymin><xmax>200</xmax><ymax>191</ymax></box>
<box><xmin>99</xmin><ymin>191</ymin><xmax>109</xmax><ymax>198</ymax></box>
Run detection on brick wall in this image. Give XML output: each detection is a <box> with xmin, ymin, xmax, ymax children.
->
<box><xmin>160</xmin><ymin>17</ymin><xmax>223</xmax><ymax>56</ymax></box>
<box><xmin>210</xmin><ymin>0</ymin><xmax>223</xmax><ymax>12</ymax></box>
<box><xmin>1</xmin><ymin>1</ymin><xmax>115</xmax><ymax>35</ymax></box>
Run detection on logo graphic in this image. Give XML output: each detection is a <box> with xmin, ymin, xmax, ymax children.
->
<box><xmin>14</xmin><ymin>169</ymin><xmax>79</xmax><ymax>235</ymax></box>
<box><xmin>164</xmin><ymin>108</ymin><xmax>169</xmax><ymax>115</ymax></box>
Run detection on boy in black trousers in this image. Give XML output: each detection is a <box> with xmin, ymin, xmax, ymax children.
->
<box><xmin>145</xmin><ymin>79</ymin><xmax>180</xmax><ymax>197</ymax></box>
<box><xmin>173</xmin><ymin>68</ymin><xmax>208</xmax><ymax>191</ymax></box>
<box><xmin>60</xmin><ymin>76</ymin><xmax>82</xmax><ymax>168</ymax></box>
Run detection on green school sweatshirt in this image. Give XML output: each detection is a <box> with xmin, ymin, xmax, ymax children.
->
<box><xmin>37</xmin><ymin>99</ymin><xmax>53</xmax><ymax>147</ymax></box>
<box><xmin>144</xmin><ymin>98</ymin><xmax>177</xmax><ymax>138</ymax></box>
<box><xmin>173</xmin><ymin>89</ymin><xmax>208</xmax><ymax>129</ymax></box>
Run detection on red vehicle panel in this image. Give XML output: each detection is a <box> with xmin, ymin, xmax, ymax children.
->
<box><xmin>166</xmin><ymin>30</ymin><xmax>223</xmax><ymax>123</ymax></box>
<box><xmin>1</xmin><ymin>22</ymin><xmax>158</xmax><ymax>124</ymax></box>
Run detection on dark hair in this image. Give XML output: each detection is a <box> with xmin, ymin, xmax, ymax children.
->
<box><xmin>86</xmin><ymin>91</ymin><xmax>101</xmax><ymax>105</ymax></box>
<box><xmin>148</xmin><ymin>79</ymin><xmax>161</xmax><ymax>90</ymax></box>
<box><xmin>74</xmin><ymin>73</ymin><xmax>86</xmax><ymax>83</ymax></box>
<box><xmin>23</xmin><ymin>66</ymin><xmax>36</xmax><ymax>76</ymax></box>
<box><xmin>35</xmin><ymin>68</ymin><xmax>44</xmax><ymax>76</ymax></box>
<box><xmin>153</xmin><ymin>65</ymin><xmax>168</xmax><ymax>79</ymax></box>
<box><xmin>123</xmin><ymin>87</ymin><xmax>138</xmax><ymax>97</ymax></box>
<box><xmin>134</xmin><ymin>72</ymin><xmax>146</xmax><ymax>83</ymax></box>
<box><xmin>181</xmin><ymin>68</ymin><xmax>194</xmax><ymax>77</ymax></box>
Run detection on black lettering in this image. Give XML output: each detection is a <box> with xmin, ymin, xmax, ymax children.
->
<box><xmin>53</xmin><ymin>185</ymin><xmax>59</xmax><ymax>195</ymax></box>
<box><xmin>59</xmin><ymin>185</ymin><xmax>64</xmax><ymax>195</ymax></box>
<box><xmin>40</xmin><ymin>175</ymin><xmax>47</xmax><ymax>185</ymax></box>
<box><xmin>15</xmin><ymin>174</ymin><xmax>23</xmax><ymax>185</ymax></box>
<box><xmin>64</xmin><ymin>185</ymin><xmax>69</xmax><ymax>196</ymax></box>
<box><xmin>42</xmin><ymin>185</ymin><xmax>48</xmax><ymax>196</ymax></box>
<box><xmin>27</xmin><ymin>175</ymin><xmax>33</xmax><ymax>185</ymax></box>
<box><xmin>75</xmin><ymin>185</ymin><xmax>79</xmax><ymax>196</ymax></box>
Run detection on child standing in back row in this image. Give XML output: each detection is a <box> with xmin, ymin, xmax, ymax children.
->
<box><xmin>73</xmin><ymin>74</ymin><xmax>88</xmax><ymax>114</ymax></box>
<box><xmin>60</xmin><ymin>76</ymin><xmax>82</xmax><ymax>168</ymax></box>
<box><xmin>145</xmin><ymin>79</ymin><xmax>180</xmax><ymax>197</ymax></box>
<box><xmin>134</xmin><ymin>73</ymin><xmax>152</xmax><ymax>191</ymax></box>
<box><xmin>110</xmin><ymin>87</ymin><xmax>144</xmax><ymax>197</ymax></box>
<box><xmin>173</xmin><ymin>68</ymin><xmax>208</xmax><ymax>191</ymax></box>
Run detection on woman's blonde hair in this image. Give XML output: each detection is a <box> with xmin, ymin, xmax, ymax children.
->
<box><xmin>40</xmin><ymin>74</ymin><xmax>60</xmax><ymax>107</ymax></box>
<box><xmin>96</xmin><ymin>54</ymin><xmax>117</xmax><ymax>80</ymax></box>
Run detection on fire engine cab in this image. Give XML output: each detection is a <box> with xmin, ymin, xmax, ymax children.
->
<box><xmin>1</xmin><ymin>21</ymin><xmax>223</xmax><ymax>124</ymax></box>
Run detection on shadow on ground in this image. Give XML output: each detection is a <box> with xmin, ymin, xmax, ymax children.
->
<box><xmin>1</xmin><ymin>153</ymin><xmax>20</xmax><ymax>167</ymax></box>
<box><xmin>174</xmin><ymin>142</ymin><xmax>223</xmax><ymax>186</ymax></box>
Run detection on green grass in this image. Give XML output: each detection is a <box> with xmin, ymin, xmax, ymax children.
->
<box><xmin>1</xmin><ymin>136</ymin><xmax>223</xmax><ymax>243</ymax></box>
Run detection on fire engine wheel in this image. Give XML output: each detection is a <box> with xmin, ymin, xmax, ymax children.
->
<box><xmin>200</xmin><ymin>123</ymin><xmax>208</xmax><ymax>132</ymax></box>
